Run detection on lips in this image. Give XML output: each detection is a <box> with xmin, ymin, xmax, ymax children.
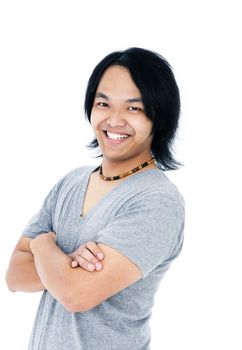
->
<box><xmin>107</xmin><ymin>131</ymin><xmax>129</xmax><ymax>139</ymax></box>
<box><xmin>104</xmin><ymin>131</ymin><xmax>130</xmax><ymax>144</ymax></box>
<box><xmin>103</xmin><ymin>129</ymin><xmax>131</xmax><ymax>136</ymax></box>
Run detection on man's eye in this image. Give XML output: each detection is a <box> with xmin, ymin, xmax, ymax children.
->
<box><xmin>98</xmin><ymin>102</ymin><xmax>109</xmax><ymax>108</ymax></box>
<box><xmin>128</xmin><ymin>106</ymin><xmax>142</xmax><ymax>111</ymax></box>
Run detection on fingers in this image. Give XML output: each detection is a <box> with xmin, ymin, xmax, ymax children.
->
<box><xmin>71</xmin><ymin>260</ymin><xmax>78</xmax><ymax>268</ymax></box>
<box><xmin>72</xmin><ymin>255</ymin><xmax>102</xmax><ymax>272</ymax></box>
<box><xmin>71</xmin><ymin>241</ymin><xmax>105</xmax><ymax>272</ymax></box>
<box><xmin>72</xmin><ymin>254</ymin><xmax>102</xmax><ymax>271</ymax></box>
<box><xmin>85</xmin><ymin>241</ymin><xmax>104</xmax><ymax>261</ymax></box>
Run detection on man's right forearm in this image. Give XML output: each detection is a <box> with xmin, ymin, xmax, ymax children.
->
<box><xmin>5</xmin><ymin>250</ymin><xmax>46</xmax><ymax>292</ymax></box>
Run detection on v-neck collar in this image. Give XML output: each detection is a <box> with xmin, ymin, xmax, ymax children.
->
<box><xmin>78</xmin><ymin>165</ymin><xmax>161</xmax><ymax>222</ymax></box>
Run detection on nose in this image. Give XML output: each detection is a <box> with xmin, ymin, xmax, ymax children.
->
<box><xmin>106</xmin><ymin>109</ymin><xmax>126</xmax><ymax>128</ymax></box>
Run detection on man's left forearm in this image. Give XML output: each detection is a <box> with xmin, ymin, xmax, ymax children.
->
<box><xmin>30</xmin><ymin>232</ymin><xmax>76</xmax><ymax>308</ymax></box>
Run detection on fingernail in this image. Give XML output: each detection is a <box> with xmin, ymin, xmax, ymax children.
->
<box><xmin>88</xmin><ymin>263</ymin><xmax>95</xmax><ymax>271</ymax></box>
<box><xmin>95</xmin><ymin>262</ymin><xmax>102</xmax><ymax>270</ymax></box>
<box><xmin>97</xmin><ymin>253</ymin><xmax>103</xmax><ymax>260</ymax></box>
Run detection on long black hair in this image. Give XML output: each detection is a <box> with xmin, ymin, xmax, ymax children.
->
<box><xmin>84</xmin><ymin>47</ymin><xmax>183</xmax><ymax>171</ymax></box>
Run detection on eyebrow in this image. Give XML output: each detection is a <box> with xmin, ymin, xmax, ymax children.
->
<box><xmin>95</xmin><ymin>92</ymin><xmax>143</xmax><ymax>103</ymax></box>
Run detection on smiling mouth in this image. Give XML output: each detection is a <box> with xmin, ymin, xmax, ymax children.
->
<box><xmin>105</xmin><ymin>130</ymin><xmax>129</xmax><ymax>138</ymax></box>
<box><xmin>103</xmin><ymin>131</ymin><xmax>131</xmax><ymax>144</ymax></box>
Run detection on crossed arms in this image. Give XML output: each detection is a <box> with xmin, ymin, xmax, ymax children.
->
<box><xmin>5</xmin><ymin>232</ymin><xmax>142</xmax><ymax>313</ymax></box>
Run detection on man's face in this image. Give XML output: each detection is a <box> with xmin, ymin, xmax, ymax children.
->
<box><xmin>90</xmin><ymin>65</ymin><xmax>153</xmax><ymax>164</ymax></box>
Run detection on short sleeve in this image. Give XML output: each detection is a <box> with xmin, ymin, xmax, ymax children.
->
<box><xmin>21</xmin><ymin>171</ymin><xmax>72</xmax><ymax>239</ymax></box>
<box><xmin>96</xmin><ymin>193</ymin><xmax>185</xmax><ymax>279</ymax></box>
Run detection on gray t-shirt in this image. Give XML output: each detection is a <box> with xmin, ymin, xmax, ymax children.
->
<box><xmin>22</xmin><ymin>165</ymin><xmax>185</xmax><ymax>350</ymax></box>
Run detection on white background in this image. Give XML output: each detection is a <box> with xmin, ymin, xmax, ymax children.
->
<box><xmin>0</xmin><ymin>1</ymin><xmax>241</xmax><ymax>349</ymax></box>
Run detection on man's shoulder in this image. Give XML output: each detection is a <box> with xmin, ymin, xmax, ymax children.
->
<box><xmin>66</xmin><ymin>165</ymin><xmax>91</xmax><ymax>175</ymax></box>
<box><xmin>132</xmin><ymin>169</ymin><xmax>185</xmax><ymax>207</ymax></box>
<box><xmin>53</xmin><ymin>165</ymin><xmax>97</xmax><ymax>193</ymax></box>
<box><xmin>62</xmin><ymin>165</ymin><xmax>97</xmax><ymax>181</ymax></box>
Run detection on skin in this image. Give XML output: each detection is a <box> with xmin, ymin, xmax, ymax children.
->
<box><xmin>90</xmin><ymin>65</ymin><xmax>157</xmax><ymax>177</ymax></box>
<box><xmin>5</xmin><ymin>235</ymin><xmax>105</xmax><ymax>292</ymax></box>
<box><xmin>5</xmin><ymin>65</ymin><xmax>156</xmax><ymax>312</ymax></box>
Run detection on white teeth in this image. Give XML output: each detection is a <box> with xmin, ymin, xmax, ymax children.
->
<box><xmin>106</xmin><ymin>132</ymin><xmax>129</xmax><ymax>140</ymax></box>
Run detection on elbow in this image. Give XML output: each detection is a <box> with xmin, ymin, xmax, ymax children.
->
<box><xmin>63</xmin><ymin>302</ymin><xmax>84</xmax><ymax>314</ymax></box>
<box><xmin>5</xmin><ymin>273</ymin><xmax>17</xmax><ymax>292</ymax></box>
<box><xmin>6</xmin><ymin>284</ymin><xmax>17</xmax><ymax>292</ymax></box>
<box><xmin>62</xmin><ymin>299</ymin><xmax>86</xmax><ymax>314</ymax></box>
<box><xmin>61</xmin><ymin>292</ymin><xmax>93</xmax><ymax>313</ymax></box>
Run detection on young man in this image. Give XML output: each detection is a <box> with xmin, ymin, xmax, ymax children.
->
<box><xmin>6</xmin><ymin>47</ymin><xmax>185</xmax><ymax>349</ymax></box>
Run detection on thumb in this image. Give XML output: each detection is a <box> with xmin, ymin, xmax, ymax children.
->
<box><xmin>71</xmin><ymin>260</ymin><xmax>78</xmax><ymax>268</ymax></box>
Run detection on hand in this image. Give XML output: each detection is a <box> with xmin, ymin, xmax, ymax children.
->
<box><xmin>69</xmin><ymin>241</ymin><xmax>105</xmax><ymax>272</ymax></box>
<box><xmin>29</xmin><ymin>231</ymin><xmax>56</xmax><ymax>253</ymax></box>
<box><xmin>47</xmin><ymin>231</ymin><xmax>56</xmax><ymax>241</ymax></box>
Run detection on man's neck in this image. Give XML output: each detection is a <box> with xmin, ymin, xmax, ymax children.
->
<box><xmin>100</xmin><ymin>157</ymin><xmax>157</xmax><ymax>178</ymax></box>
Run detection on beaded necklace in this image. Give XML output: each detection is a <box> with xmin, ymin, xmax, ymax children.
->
<box><xmin>99</xmin><ymin>156</ymin><xmax>155</xmax><ymax>181</ymax></box>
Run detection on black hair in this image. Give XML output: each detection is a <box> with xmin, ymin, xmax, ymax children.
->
<box><xmin>84</xmin><ymin>47</ymin><xmax>183</xmax><ymax>171</ymax></box>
